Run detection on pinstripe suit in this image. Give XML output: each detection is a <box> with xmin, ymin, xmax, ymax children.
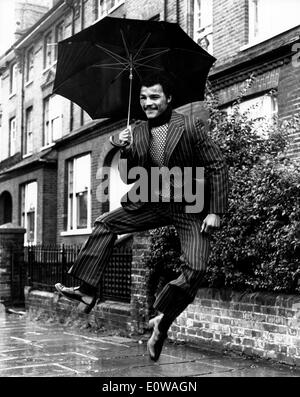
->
<box><xmin>68</xmin><ymin>110</ymin><xmax>228</xmax><ymax>319</ymax></box>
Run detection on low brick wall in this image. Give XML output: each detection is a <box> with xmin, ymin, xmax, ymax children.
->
<box><xmin>169</xmin><ymin>288</ymin><xmax>300</xmax><ymax>367</ymax></box>
<box><xmin>25</xmin><ymin>287</ymin><xmax>133</xmax><ymax>332</ymax></box>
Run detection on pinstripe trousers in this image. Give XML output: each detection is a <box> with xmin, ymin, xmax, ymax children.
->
<box><xmin>68</xmin><ymin>203</ymin><xmax>210</xmax><ymax>322</ymax></box>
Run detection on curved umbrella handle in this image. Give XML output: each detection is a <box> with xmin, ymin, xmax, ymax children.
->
<box><xmin>109</xmin><ymin>135</ymin><xmax>130</xmax><ymax>148</ymax></box>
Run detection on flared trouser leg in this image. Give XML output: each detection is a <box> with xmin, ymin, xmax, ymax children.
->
<box><xmin>153</xmin><ymin>265</ymin><xmax>206</xmax><ymax>332</ymax></box>
<box><xmin>68</xmin><ymin>205</ymin><xmax>171</xmax><ymax>287</ymax></box>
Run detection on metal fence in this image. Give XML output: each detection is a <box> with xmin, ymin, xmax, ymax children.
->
<box><xmin>24</xmin><ymin>243</ymin><xmax>132</xmax><ymax>303</ymax></box>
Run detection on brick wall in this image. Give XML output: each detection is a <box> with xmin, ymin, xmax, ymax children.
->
<box><xmin>169</xmin><ymin>288</ymin><xmax>300</xmax><ymax>366</ymax></box>
<box><xmin>278</xmin><ymin>58</ymin><xmax>300</xmax><ymax>160</ymax></box>
<box><xmin>25</xmin><ymin>231</ymin><xmax>152</xmax><ymax>333</ymax></box>
<box><xmin>0</xmin><ymin>166</ymin><xmax>57</xmax><ymax>243</ymax></box>
<box><xmin>56</xmin><ymin>120</ymin><xmax>127</xmax><ymax>245</ymax></box>
<box><xmin>213</xmin><ymin>0</ymin><xmax>248</xmax><ymax>65</ymax></box>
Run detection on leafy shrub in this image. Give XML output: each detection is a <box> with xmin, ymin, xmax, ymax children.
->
<box><xmin>145</xmin><ymin>77</ymin><xmax>300</xmax><ymax>295</ymax></box>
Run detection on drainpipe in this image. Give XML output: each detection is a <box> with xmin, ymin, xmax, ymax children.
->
<box><xmin>176</xmin><ymin>0</ymin><xmax>179</xmax><ymax>25</ymax></box>
<box><xmin>164</xmin><ymin>0</ymin><xmax>168</xmax><ymax>22</ymax></box>
<box><xmin>80</xmin><ymin>0</ymin><xmax>84</xmax><ymax>126</ymax></box>
<box><xmin>15</xmin><ymin>49</ymin><xmax>25</xmax><ymax>157</ymax></box>
<box><xmin>66</xmin><ymin>0</ymin><xmax>75</xmax><ymax>131</ymax></box>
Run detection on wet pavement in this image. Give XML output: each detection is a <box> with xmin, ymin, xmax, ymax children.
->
<box><xmin>0</xmin><ymin>310</ymin><xmax>299</xmax><ymax>378</ymax></box>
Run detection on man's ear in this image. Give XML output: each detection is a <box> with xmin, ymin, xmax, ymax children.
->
<box><xmin>167</xmin><ymin>95</ymin><xmax>172</xmax><ymax>104</ymax></box>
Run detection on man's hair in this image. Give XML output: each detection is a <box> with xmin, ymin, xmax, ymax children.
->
<box><xmin>140</xmin><ymin>72</ymin><xmax>175</xmax><ymax>99</ymax></box>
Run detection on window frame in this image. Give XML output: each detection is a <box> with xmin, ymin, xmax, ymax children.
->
<box><xmin>26</xmin><ymin>47</ymin><xmax>34</xmax><ymax>83</ymax></box>
<box><xmin>193</xmin><ymin>0</ymin><xmax>213</xmax><ymax>54</ymax></box>
<box><xmin>54</xmin><ymin>21</ymin><xmax>64</xmax><ymax>61</ymax></box>
<box><xmin>9</xmin><ymin>116</ymin><xmax>16</xmax><ymax>157</ymax></box>
<box><xmin>9</xmin><ymin>63</ymin><xmax>17</xmax><ymax>95</ymax></box>
<box><xmin>21</xmin><ymin>181</ymin><xmax>38</xmax><ymax>245</ymax></box>
<box><xmin>43</xmin><ymin>94</ymin><xmax>63</xmax><ymax>148</ymax></box>
<box><xmin>66</xmin><ymin>154</ymin><xmax>92</xmax><ymax>233</ymax></box>
<box><xmin>25</xmin><ymin>106</ymin><xmax>33</xmax><ymax>155</ymax></box>
<box><xmin>247</xmin><ymin>0</ymin><xmax>300</xmax><ymax>45</ymax></box>
<box><xmin>96</xmin><ymin>0</ymin><xmax>125</xmax><ymax>21</ymax></box>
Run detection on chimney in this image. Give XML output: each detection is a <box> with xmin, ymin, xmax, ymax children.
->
<box><xmin>14</xmin><ymin>0</ymin><xmax>52</xmax><ymax>41</ymax></box>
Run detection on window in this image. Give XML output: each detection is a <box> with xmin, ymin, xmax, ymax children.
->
<box><xmin>44</xmin><ymin>31</ymin><xmax>53</xmax><ymax>69</ymax></box>
<box><xmin>194</xmin><ymin>0</ymin><xmax>213</xmax><ymax>54</ymax></box>
<box><xmin>9</xmin><ymin>63</ymin><xmax>17</xmax><ymax>95</ymax></box>
<box><xmin>248</xmin><ymin>0</ymin><xmax>300</xmax><ymax>44</ymax></box>
<box><xmin>9</xmin><ymin>117</ymin><xmax>16</xmax><ymax>156</ymax></box>
<box><xmin>25</xmin><ymin>107</ymin><xmax>33</xmax><ymax>155</ymax></box>
<box><xmin>26</xmin><ymin>47</ymin><xmax>34</xmax><ymax>82</ymax></box>
<box><xmin>97</xmin><ymin>0</ymin><xmax>124</xmax><ymax>20</ymax></box>
<box><xmin>54</xmin><ymin>22</ymin><xmax>64</xmax><ymax>60</ymax></box>
<box><xmin>21</xmin><ymin>181</ymin><xmax>37</xmax><ymax>244</ymax></box>
<box><xmin>43</xmin><ymin>94</ymin><xmax>63</xmax><ymax>146</ymax></box>
<box><xmin>67</xmin><ymin>154</ymin><xmax>91</xmax><ymax>231</ymax></box>
<box><xmin>227</xmin><ymin>93</ymin><xmax>278</xmax><ymax>137</ymax></box>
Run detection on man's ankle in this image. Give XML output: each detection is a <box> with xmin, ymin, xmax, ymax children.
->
<box><xmin>79</xmin><ymin>282</ymin><xmax>97</xmax><ymax>295</ymax></box>
<box><xmin>157</xmin><ymin>314</ymin><xmax>173</xmax><ymax>334</ymax></box>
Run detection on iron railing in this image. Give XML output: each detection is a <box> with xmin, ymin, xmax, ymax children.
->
<box><xmin>24</xmin><ymin>242</ymin><xmax>132</xmax><ymax>303</ymax></box>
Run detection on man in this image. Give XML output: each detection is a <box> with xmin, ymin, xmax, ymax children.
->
<box><xmin>55</xmin><ymin>73</ymin><xmax>228</xmax><ymax>361</ymax></box>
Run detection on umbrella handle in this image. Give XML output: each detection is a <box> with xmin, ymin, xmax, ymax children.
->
<box><xmin>109</xmin><ymin>136</ymin><xmax>130</xmax><ymax>148</ymax></box>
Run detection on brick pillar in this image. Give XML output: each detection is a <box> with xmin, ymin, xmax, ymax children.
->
<box><xmin>0</xmin><ymin>225</ymin><xmax>25</xmax><ymax>306</ymax></box>
<box><xmin>130</xmin><ymin>231</ymin><xmax>152</xmax><ymax>333</ymax></box>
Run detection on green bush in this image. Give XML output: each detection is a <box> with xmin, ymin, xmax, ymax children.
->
<box><xmin>145</xmin><ymin>78</ymin><xmax>300</xmax><ymax>295</ymax></box>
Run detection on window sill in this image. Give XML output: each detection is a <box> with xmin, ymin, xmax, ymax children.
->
<box><xmin>40</xmin><ymin>143</ymin><xmax>55</xmax><ymax>151</ymax></box>
<box><xmin>61</xmin><ymin>229</ymin><xmax>93</xmax><ymax>236</ymax></box>
<box><xmin>25</xmin><ymin>80</ymin><xmax>33</xmax><ymax>88</ymax></box>
<box><xmin>22</xmin><ymin>152</ymin><xmax>33</xmax><ymax>159</ymax></box>
<box><xmin>42</xmin><ymin>61</ymin><xmax>57</xmax><ymax>75</ymax></box>
<box><xmin>94</xmin><ymin>1</ymin><xmax>125</xmax><ymax>23</ymax></box>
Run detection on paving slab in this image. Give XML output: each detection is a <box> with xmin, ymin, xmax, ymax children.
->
<box><xmin>0</xmin><ymin>311</ymin><xmax>299</xmax><ymax>379</ymax></box>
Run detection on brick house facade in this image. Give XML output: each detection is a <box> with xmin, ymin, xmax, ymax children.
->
<box><xmin>0</xmin><ymin>0</ymin><xmax>299</xmax><ymax>246</ymax></box>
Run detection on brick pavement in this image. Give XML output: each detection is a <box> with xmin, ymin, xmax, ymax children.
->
<box><xmin>0</xmin><ymin>310</ymin><xmax>299</xmax><ymax>378</ymax></box>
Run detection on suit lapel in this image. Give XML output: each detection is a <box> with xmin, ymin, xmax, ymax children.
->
<box><xmin>164</xmin><ymin>111</ymin><xmax>185</xmax><ymax>165</ymax></box>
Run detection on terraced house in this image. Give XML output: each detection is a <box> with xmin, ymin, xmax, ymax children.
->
<box><xmin>0</xmin><ymin>0</ymin><xmax>299</xmax><ymax>246</ymax></box>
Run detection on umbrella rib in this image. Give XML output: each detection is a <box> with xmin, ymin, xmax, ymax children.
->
<box><xmin>120</xmin><ymin>29</ymin><xmax>131</xmax><ymax>60</ymax></box>
<box><xmin>112</xmin><ymin>65</ymin><xmax>130</xmax><ymax>82</ymax></box>
<box><xmin>136</xmin><ymin>48</ymin><xmax>170</xmax><ymax>63</ymax></box>
<box><xmin>94</xmin><ymin>43</ymin><xmax>128</xmax><ymax>64</ymax></box>
<box><xmin>133</xmin><ymin>33</ymin><xmax>152</xmax><ymax>61</ymax></box>
<box><xmin>91</xmin><ymin>64</ymin><xmax>128</xmax><ymax>69</ymax></box>
<box><xmin>135</xmin><ymin>64</ymin><xmax>164</xmax><ymax>71</ymax></box>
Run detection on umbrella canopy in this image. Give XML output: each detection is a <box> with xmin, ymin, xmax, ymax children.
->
<box><xmin>53</xmin><ymin>16</ymin><xmax>216</xmax><ymax>122</ymax></box>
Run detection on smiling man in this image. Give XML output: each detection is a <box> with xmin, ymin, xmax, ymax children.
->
<box><xmin>55</xmin><ymin>73</ymin><xmax>228</xmax><ymax>362</ymax></box>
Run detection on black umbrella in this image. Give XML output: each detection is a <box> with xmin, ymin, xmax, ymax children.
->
<box><xmin>53</xmin><ymin>16</ymin><xmax>215</xmax><ymax>143</ymax></box>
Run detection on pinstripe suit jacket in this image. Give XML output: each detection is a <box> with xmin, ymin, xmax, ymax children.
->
<box><xmin>119</xmin><ymin>111</ymin><xmax>228</xmax><ymax>215</ymax></box>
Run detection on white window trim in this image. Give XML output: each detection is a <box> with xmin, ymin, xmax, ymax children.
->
<box><xmin>67</xmin><ymin>154</ymin><xmax>92</xmax><ymax>233</ymax></box>
<box><xmin>22</xmin><ymin>181</ymin><xmax>38</xmax><ymax>245</ymax></box>
<box><xmin>95</xmin><ymin>0</ymin><xmax>125</xmax><ymax>22</ymax></box>
<box><xmin>193</xmin><ymin>0</ymin><xmax>213</xmax><ymax>54</ymax></box>
<box><xmin>43</xmin><ymin>94</ymin><xmax>63</xmax><ymax>147</ymax></box>
<box><xmin>60</xmin><ymin>229</ymin><xmax>93</xmax><ymax>236</ymax></box>
<box><xmin>9</xmin><ymin>117</ymin><xmax>17</xmax><ymax>157</ymax></box>
<box><xmin>9</xmin><ymin>63</ymin><xmax>17</xmax><ymax>96</ymax></box>
<box><xmin>243</xmin><ymin>0</ymin><xmax>300</xmax><ymax>50</ymax></box>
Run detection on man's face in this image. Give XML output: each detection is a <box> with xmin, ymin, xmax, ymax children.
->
<box><xmin>140</xmin><ymin>84</ymin><xmax>172</xmax><ymax>119</ymax></box>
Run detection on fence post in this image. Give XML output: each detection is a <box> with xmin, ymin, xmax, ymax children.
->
<box><xmin>61</xmin><ymin>244</ymin><xmax>66</xmax><ymax>285</ymax></box>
